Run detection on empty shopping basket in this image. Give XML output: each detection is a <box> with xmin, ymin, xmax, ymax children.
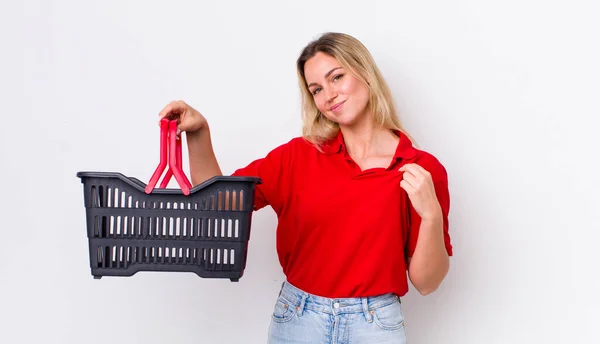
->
<box><xmin>76</xmin><ymin>119</ymin><xmax>261</xmax><ymax>281</ymax></box>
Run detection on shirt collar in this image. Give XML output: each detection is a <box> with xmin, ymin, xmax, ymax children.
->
<box><xmin>321</xmin><ymin>130</ymin><xmax>345</xmax><ymax>154</ymax></box>
<box><xmin>321</xmin><ymin>129</ymin><xmax>417</xmax><ymax>160</ymax></box>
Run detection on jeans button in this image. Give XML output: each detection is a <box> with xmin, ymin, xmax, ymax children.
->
<box><xmin>333</xmin><ymin>302</ymin><xmax>340</xmax><ymax>309</ymax></box>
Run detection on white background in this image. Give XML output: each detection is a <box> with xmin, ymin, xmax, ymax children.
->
<box><xmin>1</xmin><ymin>0</ymin><xmax>599</xmax><ymax>343</ymax></box>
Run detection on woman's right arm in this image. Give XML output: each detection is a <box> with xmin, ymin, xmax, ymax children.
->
<box><xmin>186</xmin><ymin>126</ymin><xmax>223</xmax><ymax>185</ymax></box>
<box><xmin>158</xmin><ymin>100</ymin><xmax>223</xmax><ymax>186</ymax></box>
<box><xmin>159</xmin><ymin>100</ymin><xmax>289</xmax><ymax>212</ymax></box>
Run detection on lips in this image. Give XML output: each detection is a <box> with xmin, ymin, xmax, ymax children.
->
<box><xmin>330</xmin><ymin>101</ymin><xmax>345</xmax><ymax>112</ymax></box>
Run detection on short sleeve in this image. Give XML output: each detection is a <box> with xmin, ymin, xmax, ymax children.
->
<box><xmin>231</xmin><ymin>140</ymin><xmax>292</xmax><ymax>212</ymax></box>
<box><xmin>405</xmin><ymin>157</ymin><xmax>453</xmax><ymax>258</ymax></box>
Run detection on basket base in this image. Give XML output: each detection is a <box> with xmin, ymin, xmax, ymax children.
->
<box><xmin>90</xmin><ymin>265</ymin><xmax>245</xmax><ymax>281</ymax></box>
<box><xmin>92</xmin><ymin>275</ymin><xmax>240</xmax><ymax>282</ymax></box>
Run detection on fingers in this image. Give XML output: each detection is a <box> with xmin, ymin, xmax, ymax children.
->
<box><xmin>158</xmin><ymin>102</ymin><xmax>174</xmax><ymax>119</ymax></box>
<box><xmin>158</xmin><ymin>100</ymin><xmax>188</xmax><ymax>128</ymax></box>
<box><xmin>399</xmin><ymin>163</ymin><xmax>430</xmax><ymax>177</ymax></box>
<box><xmin>399</xmin><ymin>163</ymin><xmax>431</xmax><ymax>193</ymax></box>
<box><xmin>399</xmin><ymin>179</ymin><xmax>415</xmax><ymax>194</ymax></box>
<box><xmin>400</xmin><ymin>170</ymin><xmax>420</xmax><ymax>195</ymax></box>
<box><xmin>158</xmin><ymin>100</ymin><xmax>187</xmax><ymax>119</ymax></box>
<box><xmin>157</xmin><ymin>100</ymin><xmax>204</xmax><ymax>133</ymax></box>
<box><xmin>401</xmin><ymin>169</ymin><xmax>418</xmax><ymax>186</ymax></box>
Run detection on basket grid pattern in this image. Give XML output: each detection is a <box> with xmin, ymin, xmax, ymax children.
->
<box><xmin>90</xmin><ymin>184</ymin><xmax>246</xmax><ymax>211</ymax></box>
<box><xmin>96</xmin><ymin>244</ymin><xmax>239</xmax><ymax>271</ymax></box>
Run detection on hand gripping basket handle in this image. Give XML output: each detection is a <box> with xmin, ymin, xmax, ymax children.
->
<box><xmin>145</xmin><ymin>119</ymin><xmax>193</xmax><ymax>195</ymax></box>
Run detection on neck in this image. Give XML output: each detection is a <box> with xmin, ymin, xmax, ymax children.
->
<box><xmin>339</xmin><ymin>117</ymin><xmax>396</xmax><ymax>160</ymax></box>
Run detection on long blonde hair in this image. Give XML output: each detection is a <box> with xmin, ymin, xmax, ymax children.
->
<box><xmin>296</xmin><ymin>32</ymin><xmax>415</xmax><ymax>147</ymax></box>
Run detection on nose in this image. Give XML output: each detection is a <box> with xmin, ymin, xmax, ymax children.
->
<box><xmin>324</xmin><ymin>86</ymin><xmax>338</xmax><ymax>103</ymax></box>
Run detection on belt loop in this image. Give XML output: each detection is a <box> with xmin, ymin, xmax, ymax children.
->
<box><xmin>361</xmin><ymin>298</ymin><xmax>373</xmax><ymax>323</ymax></box>
<box><xmin>296</xmin><ymin>293</ymin><xmax>308</xmax><ymax>317</ymax></box>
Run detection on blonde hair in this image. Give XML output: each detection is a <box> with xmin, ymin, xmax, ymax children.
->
<box><xmin>296</xmin><ymin>32</ymin><xmax>415</xmax><ymax>147</ymax></box>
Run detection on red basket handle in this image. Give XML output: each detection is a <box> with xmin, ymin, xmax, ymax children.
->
<box><xmin>145</xmin><ymin>119</ymin><xmax>192</xmax><ymax>195</ymax></box>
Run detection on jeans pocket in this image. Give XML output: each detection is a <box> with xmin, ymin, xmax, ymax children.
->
<box><xmin>271</xmin><ymin>297</ymin><xmax>296</xmax><ymax>323</ymax></box>
<box><xmin>372</xmin><ymin>298</ymin><xmax>405</xmax><ymax>331</ymax></box>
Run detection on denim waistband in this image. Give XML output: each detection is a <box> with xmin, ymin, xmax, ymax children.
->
<box><xmin>278</xmin><ymin>281</ymin><xmax>400</xmax><ymax>317</ymax></box>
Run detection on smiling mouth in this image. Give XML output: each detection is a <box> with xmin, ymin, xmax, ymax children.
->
<box><xmin>331</xmin><ymin>101</ymin><xmax>345</xmax><ymax>112</ymax></box>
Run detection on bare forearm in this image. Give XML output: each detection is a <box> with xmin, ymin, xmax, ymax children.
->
<box><xmin>186</xmin><ymin>124</ymin><xmax>223</xmax><ymax>185</ymax></box>
<box><xmin>407</xmin><ymin>214</ymin><xmax>449</xmax><ymax>295</ymax></box>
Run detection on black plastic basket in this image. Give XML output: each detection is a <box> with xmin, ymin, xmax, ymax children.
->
<box><xmin>76</xmin><ymin>119</ymin><xmax>261</xmax><ymax>281</ymax></box>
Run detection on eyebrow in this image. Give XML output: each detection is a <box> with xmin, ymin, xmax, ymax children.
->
<box><xmin>307</xmin><ymin>67</ymin><xmax>343</xmax><ymax>89</ymax></box>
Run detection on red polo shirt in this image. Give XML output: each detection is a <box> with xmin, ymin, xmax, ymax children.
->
<box><xmin>232</xmin><ymin>130</ymin><xmax>452</xmax><ymax>298</ymax></box>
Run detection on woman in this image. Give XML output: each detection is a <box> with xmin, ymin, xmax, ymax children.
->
<box><xmin>159</xmin><ymin>32</ymin><xmax>452</xmax><ymax>344</ymax></box>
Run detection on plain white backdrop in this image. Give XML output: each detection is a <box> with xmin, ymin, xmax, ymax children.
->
<box><xmin>2</xmin><ymin>0</ymin><xmax>599</xmax><ymax>343</ymax></box>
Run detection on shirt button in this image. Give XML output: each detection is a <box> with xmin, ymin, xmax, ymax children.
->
<box><xmin>333</xmin><ymin>302</ymin><xmax>340</xmax><ymax>309</ymax></box>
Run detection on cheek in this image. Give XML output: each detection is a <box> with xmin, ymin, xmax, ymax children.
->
<box><xmin>340</xmin><ymin>77</ymin><xmax>368</xmax><ymax>100</ymax></box>
<box><xmin>313</xmin><ymin>95</ymin><xmax>327</xmax><ymax>112</ymax></box>
<box><xmin>339</xmin><ymin>78</ymin><xmax>356</xmax><ymax>94</ymax></box>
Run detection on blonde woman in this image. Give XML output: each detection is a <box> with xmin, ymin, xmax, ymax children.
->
<box><xmin>159</xmin><ymin>32</ymin><xmax>453</xmax><ymax>343</ymax></box>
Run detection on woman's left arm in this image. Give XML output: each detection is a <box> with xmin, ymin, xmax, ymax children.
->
<box><xmin>399</xmin><ymin>163</ymin><xmax>451</xmax><ymax>296</ymax></box>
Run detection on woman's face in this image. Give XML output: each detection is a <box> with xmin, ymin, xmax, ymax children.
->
<box><xmin>304</xmin><ymin>52</ymin><xmax>370</xmax><ymax>127</ymax></box>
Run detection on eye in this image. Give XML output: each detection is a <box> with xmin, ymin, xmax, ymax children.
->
<box><xmin>312</xmin><ymin>87</ymin><xmax>322</xmax><ymax>95</ymax></box>
<box><xmin>332</xmin><ymin>74</ymin><xmax>344</xmax><ymax>82</ymax></box>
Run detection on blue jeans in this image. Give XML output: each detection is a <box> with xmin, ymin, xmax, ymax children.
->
<box><xmin>267</xmin><ymin>281</ymin><xmax>408</xmax><ymax>344</ymax></box>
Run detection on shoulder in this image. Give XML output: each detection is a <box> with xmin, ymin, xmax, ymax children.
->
<box><xmin>267</xmin><ymin>136</ymin><xmax>316</xmax><ymax>155</ymax></box>
<box><xmin>256</xmin><ymin>136</ymin><xmax>316</xmax><ymax>166</ymax></box>
<box><xmin>410</xmin><ymin>148</ymin><xmax>448</xmax><ymax>183</ymax></box>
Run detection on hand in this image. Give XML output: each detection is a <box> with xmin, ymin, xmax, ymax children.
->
<box><xmin>399</xmin><ymin>163</ymin><xmax>442</xmax><ymax>221</ymax></box>
<box><xmin>158</xmin><ymin>100</ymin><xmax>207</xmax><ymax>134</ymax></box>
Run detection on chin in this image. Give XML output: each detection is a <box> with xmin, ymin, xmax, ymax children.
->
<box><xmin>326</xmin><ymin>112</ymin><xmax>362</xmax><ymax>128</ymax></box>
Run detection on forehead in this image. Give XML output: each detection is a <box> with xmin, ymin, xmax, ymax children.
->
<box><xmin>304</xmin><ymin>52</ymin><xmax>342</xmax><ymax>82</ymax></box>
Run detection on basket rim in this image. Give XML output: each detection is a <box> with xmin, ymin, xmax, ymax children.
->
<box><xmin>76</xmin><ymin>171</ymin><xmax>261</xmax><ymax>195</ymax></box>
